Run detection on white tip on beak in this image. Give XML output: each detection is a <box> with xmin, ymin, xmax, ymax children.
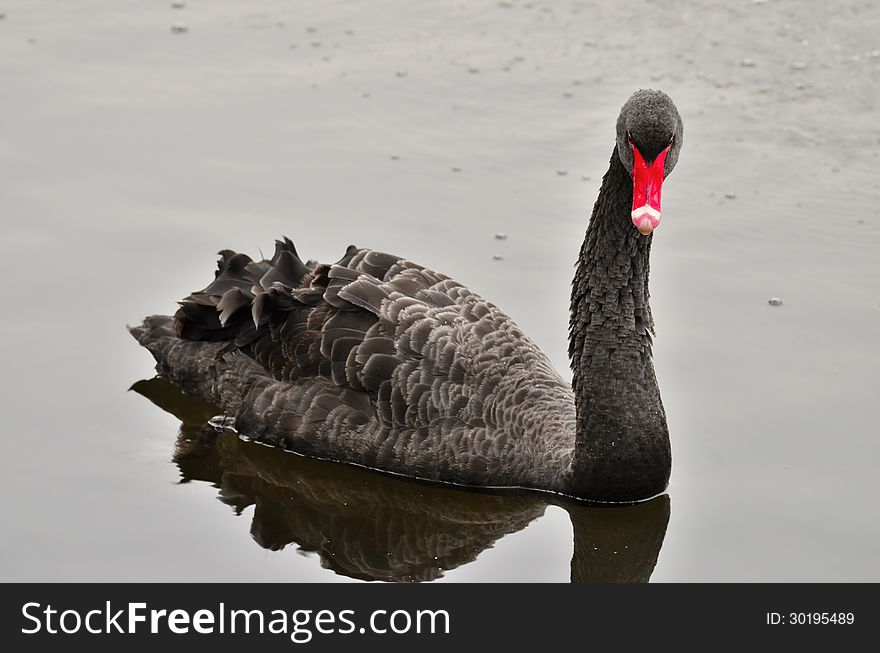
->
<box><xmin>631</xmin><ymin>205</ymin><xmax>661</xmax><ymax>236</ymax></box>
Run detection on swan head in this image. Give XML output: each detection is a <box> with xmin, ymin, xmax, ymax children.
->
<box><xmin>615</xmin><ymin>89</ymin><xmax>683</xmax><ymax>236</ymax></box>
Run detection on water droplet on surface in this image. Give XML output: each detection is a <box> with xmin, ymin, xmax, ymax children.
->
<box><xmin>494</xmin><ymin>232</ymin><xmax>508</xmax><ymax>240</ymax></box>
<box><xmin>725</xmin><ymin>192</ymin><xmax>736</xmax><ymax>199</ymax></box>
<box><xmin>451</xmin><ymin>167</ymin><xmax>461</xmax><ymax>173</ymax></box>
<box><xmin>170</xmin><ymin>23</ymin><xmax>188</xmax><ymax>34</ymax></box>
<box><xmin>171</xmin><ymin>1</ymin><xmax>186</xmax><ymax>8</ymax></box>
<box><xmin>740</xmin><ymin>58</ymin><xmax>756</xmax><ymax>68</ymax></box>
<box><xmin>390</xmin><ymin>154</ymin><xmax>399</xmax><ymax>161</ymax></box>
<box><xmin>492</xmin><ymin>254</ymin><xmax>504</xmax><ymax>261</ymax></box>
<box><xmin>468</xmin><ymin>67</ymin><xmax>480</xmax><ymax>74</ymax></box>
<box><xmin>768</xmin><ymin>297</ymin><xmax>783</xmax><ymax>306</ymax></box>
<box><xmin>556</xmin><ymin>170</ymin><xmax>567</xmax><ymax>176</ymax></box>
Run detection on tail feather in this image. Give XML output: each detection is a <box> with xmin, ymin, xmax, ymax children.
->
<box><xmin>129</xmin><ymin>315</ymin><xmax>265</xmax><ymax>411</ymax></box>
<box><xmin>128</xmin><ymin>315</ymin><xmax>176</xmax><ymax>346</ymax></box>
<box><xmin>129</xmin><ymin>313</ymin><xmax>374</xmax><ymax>460</ymax></box>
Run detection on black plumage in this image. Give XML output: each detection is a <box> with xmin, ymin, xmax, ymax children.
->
<box><xmin>131</xmin><ymin>89</ymin><xmax>682</xmax><ymax>502</ymax></box>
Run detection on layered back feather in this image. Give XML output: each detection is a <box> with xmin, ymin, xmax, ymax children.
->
<box><xmin>132</xmin><ymin>238</ymin><xmax>577</xmax><ymax>493</ymax></box>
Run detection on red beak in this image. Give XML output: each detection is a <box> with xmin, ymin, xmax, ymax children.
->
<box><xmin>631</xmin><ymin>145</ymin><xmax>669</xmax><ymax>236</ymax></box>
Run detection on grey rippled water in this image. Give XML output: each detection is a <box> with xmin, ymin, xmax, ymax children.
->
<box><xmin>1</xmin><ymin>0</ymin><xmax>877</xmax><ymax>581</ymax></box>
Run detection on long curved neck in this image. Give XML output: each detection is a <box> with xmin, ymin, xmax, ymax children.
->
<box><xmin>567</xmin><ymin>149</ymin><xmax>670</xmax><ymax>502</ymax></box>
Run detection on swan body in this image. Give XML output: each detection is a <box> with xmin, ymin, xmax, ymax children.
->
<box><xmin>132</xmin><ymin>89</ymin><xmax>682</xmax><ymax>502</ymax></box>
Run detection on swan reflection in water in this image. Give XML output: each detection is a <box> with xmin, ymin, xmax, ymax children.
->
<box><xmin>132</xmin><ymin>377</ymin><xmax>670</xmax><ymax>583</ymax></box>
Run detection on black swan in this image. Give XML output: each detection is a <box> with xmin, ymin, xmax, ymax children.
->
<box><xmin>131</xmin><ymin>89</ymin><xmax>683</xmax><ymax>503</ymax></box>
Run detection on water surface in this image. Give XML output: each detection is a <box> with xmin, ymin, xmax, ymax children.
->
<box><xmin>1</xmin><ymin>0</ymin><xmax>878</xmax><ymax>581</ymax></box>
